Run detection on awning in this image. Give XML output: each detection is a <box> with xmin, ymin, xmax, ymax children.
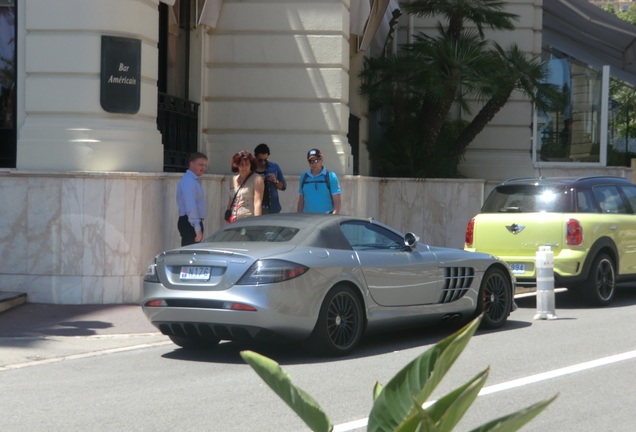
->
<box><xmin>198</xmin><ymin>0</ymin><xmax>223</xmax><ymax>28</ymax></box>
<box><xmin>543</xmin><ymin>0</ymin><xmax>636</xmax><ymax>86</ymax></box>
<box><xmin>352</xmin><ymin>0</ymin><xmax>400</xmax><ymax>52</ymax></box>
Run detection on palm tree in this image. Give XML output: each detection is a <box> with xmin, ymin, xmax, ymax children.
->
<box><xmin>360</xmin><ymin>0</ymin><xmax>561</xmax><ymax>177</ymax></box>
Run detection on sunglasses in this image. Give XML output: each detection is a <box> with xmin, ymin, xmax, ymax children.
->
<box><xmin>256</xmin><ymin>158</ymin><xmax>268</xmax><ymax>163</ymax></box>
<box><xmin>308</xmin><ymin>158</ymin><xmax>322</xmax><ymax>164</ymax></box>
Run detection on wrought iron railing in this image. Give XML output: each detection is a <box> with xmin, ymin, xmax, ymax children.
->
<box><xmin>157</xmin><ymin>93</ymin><xmax>199</xmax><ymax>172</ymax></box>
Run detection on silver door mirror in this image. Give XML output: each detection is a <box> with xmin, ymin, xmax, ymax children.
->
<box><xmin>404</xmin><ymin>232</ymin><xmax>419</xmax><ymax>248</ymax></box>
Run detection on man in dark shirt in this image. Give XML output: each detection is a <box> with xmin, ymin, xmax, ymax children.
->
<box><xmin>254</xmin><ymin>143</ymin><xmax>287</xmax><ymax>213</ymax></box>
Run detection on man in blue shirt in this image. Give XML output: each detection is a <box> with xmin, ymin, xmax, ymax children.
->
<box><xmin>254</xmin><ymin>143</ymin><xmax>287</xmax><ymax>213</ymax></box>
<box><xmin>176</xmin><ymin>152</ymin><xmax>208</xmax><ymax>246</ymax></box>
<box><xmin>297</xmin><ymin>148</ymin><xmax>342</xmax><ymax>214</ymax></box>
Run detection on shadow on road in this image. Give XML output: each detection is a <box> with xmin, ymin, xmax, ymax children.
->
<box><xmin>514</xmin><ymin>285</ymin><xmax>636</xmax><ymax>310</ymax></box>
<box><xmin>160</xmin><ymin>288</ymin><xmax>636</xmax><ymax>366</ymax></box>
<box><xmin>161</xmin><ymin>311</ymin><xmax>532</xmax><ymax>366</ymax></box>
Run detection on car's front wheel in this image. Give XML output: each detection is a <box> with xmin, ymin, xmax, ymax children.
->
<box><xmin>169</xmin><ymin>334</ymin><xmax>221</xmax><ymax>350</ymax></box>
<box><xmin>478</xmin><ymin>267</ymin><xmax>513</xmax><ymax>329</ymax></box>
<box><xmin>583</xmin><ymin>253</ymin><xmax>615</xmax><ymax>306</ymax></box>
<box><xmin>304</xmin><ymin>285</ymin><xmax>364</xmax><ymax>357</ymax></box>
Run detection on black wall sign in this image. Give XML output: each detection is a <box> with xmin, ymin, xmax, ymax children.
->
<box><xmin>100</xmin><ymin>36</ymin><xmax>141</xmax><ymax>114</ymax></box>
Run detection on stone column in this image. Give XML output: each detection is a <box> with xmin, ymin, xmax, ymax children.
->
<box><xmin>16</xmin><ymin>0</ymin><xmax>163</xmax><ymax>172</ymax></box>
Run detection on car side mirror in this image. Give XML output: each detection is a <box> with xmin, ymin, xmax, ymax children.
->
<box><xmin>404</xmin><ymin>232</ymin><xmax>419</xmax><ymax>248</ymax></box>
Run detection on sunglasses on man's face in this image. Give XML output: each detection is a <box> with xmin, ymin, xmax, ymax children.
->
<box><xmin>308</xmin><ymin>158</ymin><xmax>322</xmax><ymax>164</ymax></box>
<box><xmin>256</xmin><ymin>158</ymin><xmax>268</xmax><ymax>163</ymax></box>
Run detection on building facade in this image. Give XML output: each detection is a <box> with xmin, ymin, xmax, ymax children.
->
<box><xmin>2</xmin><ymin>0</ymin><xmax>636</xmax><ymax>303</ymax></box>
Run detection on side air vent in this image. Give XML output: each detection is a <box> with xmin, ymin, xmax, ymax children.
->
<box><xmin>440</xmin><ymin>267</ymin><xmax>474</xmax><ymax>303</ymax></box>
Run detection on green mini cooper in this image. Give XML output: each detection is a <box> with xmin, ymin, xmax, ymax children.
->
<box><xmin>465</xmin><ymin>176</ymin><xmax>636</xmax><ymax>306</ymax></box>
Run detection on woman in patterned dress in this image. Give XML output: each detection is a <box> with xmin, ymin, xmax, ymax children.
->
<box><xmin>226</xmin><ymin>150</ymin><xmax>264</xmax><ymax>222</ymax></box>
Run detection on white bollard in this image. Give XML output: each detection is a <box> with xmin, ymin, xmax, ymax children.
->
<box><xmin>533</xmin><ymin>246</ymin><xmax>558</xmax><ymax>320</ymax></box>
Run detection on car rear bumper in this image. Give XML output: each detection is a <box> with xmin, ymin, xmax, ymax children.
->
<box><xmin>141</xmin><ymin>280</ymin><xmax>322</xmax><ymax>342</ymax></box>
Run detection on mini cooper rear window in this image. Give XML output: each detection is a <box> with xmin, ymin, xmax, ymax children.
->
<box><xmin>206</xmin><ymin>226</ymin><xmax>300</xmax><ymax>242</ymax></box>
<box><xmin>482</xmin><ymin>185</ymin><xmax>573</xmax><ymax>213</ymax></box>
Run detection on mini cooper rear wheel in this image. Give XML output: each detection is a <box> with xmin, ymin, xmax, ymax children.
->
<box><xmin>478</xmin><ymin>267</ymin><xmax>512</xmax><ymax>329</ymax></box>
<box><xmin>304</xmin><ymin>285</ymin><xmax>364</xmax><ymax>356</ymax></box>
<box><xmin>583</xmin><ymin>253</ymin><xmax>615</xmax><ymax>306</ymax></box>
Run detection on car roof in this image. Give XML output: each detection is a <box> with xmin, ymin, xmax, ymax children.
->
<box><xmin>497</xmin><ymin>176</ymin><xmax>634</xmax><ymax>189</ymax></box>
<box><xmin>218</xmin><ymin>213</ymin><xmax>379</xmax><ymax>249</ymax></box>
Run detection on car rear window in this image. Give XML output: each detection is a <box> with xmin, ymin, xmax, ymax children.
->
<box><xmin>482</xmin><ymin>185</ymin><xmax>573</xmax><ymax>213</ymax></box>
<box><xmin>206</xmin><ymin>226</ymin><xmax>300</xmax><ymax>242</ymax></box>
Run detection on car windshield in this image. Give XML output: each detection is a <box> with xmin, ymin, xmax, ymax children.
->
<box><xmin>205</xmin><ymin>226</ymin><xmax>300</xmax><ymax>242</ymax></box>
<box><xmin>482</xmin><ymin>185</ymin><xmax>572</xmax><ymax>213</ymax></box>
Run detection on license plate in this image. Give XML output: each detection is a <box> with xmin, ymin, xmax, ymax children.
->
<box><xmin>180</xmin><ymin>266</ymin><xmax>211</xmax><ymax>280</ymax></box>
<box><xmin>509</xmin><ymin>263</ymin><xmax>526</xmax><ymax>275</ymax></box>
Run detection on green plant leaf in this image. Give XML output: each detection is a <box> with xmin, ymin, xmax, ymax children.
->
<box><xmin>240</xmin><ymin>350</ymin><xmax>333</xmax><ymax>432</ymax></box>
<box><xmin>367</xmin><ymin>315</ymin><xmax>482</xmax><ymax>432</ymax></box>
<box><xmin>392</xmin><ymin>368</ymin><xmax>488</xmax><ymax>432</ymax></box>
<box><xmin>420</xmin><ymin>368</ymin><xmax>489</xmax><ymax>431</ymax></box>
<box><xmin>373</xmin><ymin>381</ymin><xmax>384</xmax><ymax>401</ymax></box>
<box><xmin>467</xmin><ymin>394</ymin><xmax>558</xmax><ymax>432</ymax></box>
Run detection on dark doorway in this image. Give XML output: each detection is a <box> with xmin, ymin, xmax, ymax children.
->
<box><xmin>157</xmin><ymin>0</ymin><xmax>200</xmax><ymax>172</ymax></box>
<box><xmin>0</xmin><ymin>1</ymin><xmax>16</xmax><ymax>168</ymax></box>
<box><xmin>348</xmin><ymin>114</ymin><xmax>360</xmax><ymax>175</ymax></box>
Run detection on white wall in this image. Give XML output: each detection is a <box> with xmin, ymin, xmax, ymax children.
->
<box><xmin>199</xmin><ymin>0</ymin><xmax>353</xmax><ymax>177</ymax></box>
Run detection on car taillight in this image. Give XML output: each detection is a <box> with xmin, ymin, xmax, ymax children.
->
<box><xmin>566</xmin><ymin>219</ymin><xmax>583</xmax><ymax>245</ymax></box>
<box><xmin>143</xmin><ymin>259</ymin><xmax>160</xmax><ymax>283</ymax></box>
<box><xmin>144</xmin><ymin>299</ymin><xmax>167</xmax><ymax>307</ymax></box>
<box><xmin>236</xmin><ymin>259</ymin><xmax>309</xmax><ymax>285</ymax></box>
<box><xmin>465</xmin><ymin>219</ymin><xmax>475</xmax><ymax>246</ymax></box>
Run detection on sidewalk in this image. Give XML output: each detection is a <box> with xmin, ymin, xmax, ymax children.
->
<box><xmin>0</xmin><ymin>303</ymin><xmax>169</xmax><ymax>369</ymax></box>
<box><xmin>0</xmin><ymin>303</ymin><xmax>160</xmax><ymax>337</ymax></box>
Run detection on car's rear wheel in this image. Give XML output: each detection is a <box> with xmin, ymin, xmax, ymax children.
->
<box><xmin>583</xmin><ymin>253</ymin><xmax>615</xmax><ymax>306</ymax></box>
<box><xmin>169</xmin><ymin>334</ymin><xmax>221</xmax><ymax>350</ymax></box>
<box><xmin>478</xmin><ymin>267</ymin><xmax>512</xmax><ymax>329</ymax></box>
<box><xmin>304</xmin><ymin>285</ymin><xmax>364</xmax><ymax>356</ymax></box>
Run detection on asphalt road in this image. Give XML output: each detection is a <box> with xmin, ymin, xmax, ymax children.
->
<box><xmin>1</xmin><ymin>288</ymin><xmax>636</xmax><ymax>431</ymax></box>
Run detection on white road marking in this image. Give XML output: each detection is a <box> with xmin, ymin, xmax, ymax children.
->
<box><xmin>0</xmin><ymin>340</ymin><xmax>173</xmax><ymax>371</ymax></box>
<box><xmin>333</xmin><ymin>349</ymin><xmax>636</xmax><ymax>432</ymax></box>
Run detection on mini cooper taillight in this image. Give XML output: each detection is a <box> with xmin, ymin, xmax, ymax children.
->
<box><xmin>465</xmin><ymin>219</ymin><xmax>475</xmax><ymax>246</ymax></box>
<box><xmin>566</xmin><ymin>219</ymin><xmax>583</xmax><ymax>245</ymax></box>
<box><xmin>236</xmin><ymin>259</ymin><xmax>309</xmax><ymax>285</ymax></box>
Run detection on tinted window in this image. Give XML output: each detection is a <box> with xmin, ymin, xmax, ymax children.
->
<box><xmin>205</xmin><ymin>226</ymin><xmax>299</xmax><ymax>242</ymax></box>
<box><xmin>576</xmin><ymin>189</ymin><xmax>597</xmax><ymax>212</ymax></box>
<box><xmin>619</xmin><ymin>185</ymin><xmax>636</xmax><ymax>213</ymax></box>
<box><xmin>593</xmin><ymin>186</ymin><xmax>628</xmax><ymax>214</ymax></box>
<box><xmin>482</xmin><ymin>185</ymin><xmax>572</xmax><ymax>213</ymax></box>
<box><xmin>340</xmin><ymin>221</ymin><xmax>404</xmax><ymax>251</ymax></box>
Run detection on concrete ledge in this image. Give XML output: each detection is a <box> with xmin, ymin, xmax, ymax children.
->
<box><xmin>0</xmin><ymin>292</ymin><xmax>27</xmax><ymax>313</ymax></box>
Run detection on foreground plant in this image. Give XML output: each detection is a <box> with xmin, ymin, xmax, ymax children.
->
<box><xmin>241</xmin><ymin>315</ymin><xmax>556</xmax><ymax>432</ymax></box>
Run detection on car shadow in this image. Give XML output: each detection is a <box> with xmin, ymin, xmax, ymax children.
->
<box><xmin>161</xmin><ymin>314</ymin><xmax>532</xmax><ymax>366</ymax></box>
<box><xmin>161</xmin><ymin>288</ymin><xmax>636</xmax><ymax>366</ymax></box>
<box><xmin>514</xmin><ymin>285</ymin><xmax>636</xmax><ymax>310</ymax></box>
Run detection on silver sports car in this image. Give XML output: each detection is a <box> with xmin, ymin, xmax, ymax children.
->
<box><xmin>142</xmin><ymin>213</ymin><xmax>515</xmax><ymax>356</ymax></box>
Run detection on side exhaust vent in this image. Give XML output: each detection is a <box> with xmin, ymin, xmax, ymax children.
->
<box><xmin>440</xmin><ymin>267</ymin><xmax>474</xmax><ymax>303</ymax></box>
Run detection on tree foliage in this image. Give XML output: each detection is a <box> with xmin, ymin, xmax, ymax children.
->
<box><xmin>360</xmin><ymin>0</ymin><xmax>562</xmax><ymax>178</ymax></box>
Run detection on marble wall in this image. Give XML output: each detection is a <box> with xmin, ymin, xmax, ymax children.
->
<box><xmin>0</xmin><ymin>167</ymin><xmax>632</xmax><ymax>304</ymax></box>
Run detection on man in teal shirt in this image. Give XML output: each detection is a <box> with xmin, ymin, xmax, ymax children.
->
<box><xmin>297</xmin><ymin>148</ymin><xmax>342</xmax><ymax>214</ymax></box>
